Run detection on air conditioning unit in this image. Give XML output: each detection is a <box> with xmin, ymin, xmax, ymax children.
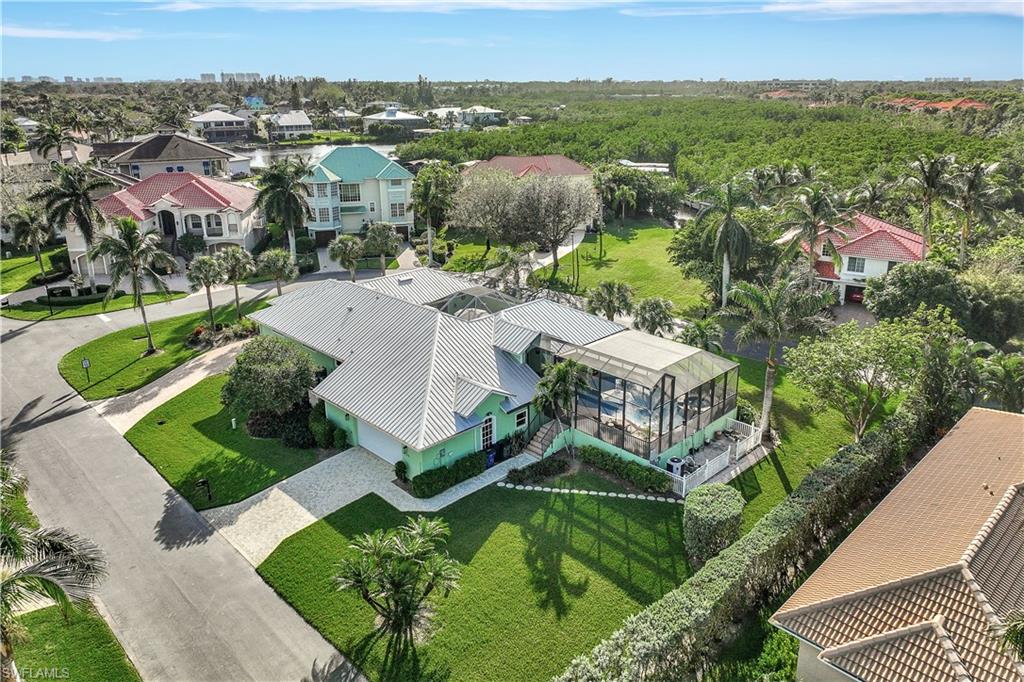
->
<box><xmin>667</xmin><ymin>457</ymin><xmax>684</xmax><ymax>476</ymax></box>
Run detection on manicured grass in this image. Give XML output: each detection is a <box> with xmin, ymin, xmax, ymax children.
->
<box><xmin>59</xmin><ymin>298</ymin><xmax>268</xmax><ymax>401</ymax></box>
<box><xmin>125</xmin><ymin>374</ymin><xmax>320</xmax><ymax>510</ymax></box>
<box><xmin>14</xmin><ymin>606</ymin><xmax>141</xmax><ymax>682</ymax></box>
<box><xmin>441</xmin><ymin>234</ymin><xmax>498</xmax><ymax>273</ymax></box>
<box><xmin>532</xmin><ymin>220</ymin><xmax>708</xmax><ymax>314</ymax></box>
<box><xmin>258</xmin><ymin>489</ymin><xmax>688</xmax><ymax>682</ymax></box>
<box><xmin>548</xmin><ymin>468</ymin><xmax>628</xmax><ymax>494</ymax></box>
<box><xmin>0</xmin><ymin>246</ymin><xmax>67</xmax><ymax>294</ymax></box>
<box><xmin>2</xmin><ymin>291</ymin><xmax>187</xmax><ymax>321</ymax></box>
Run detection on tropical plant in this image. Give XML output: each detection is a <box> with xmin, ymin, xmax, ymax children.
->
<box><xmin>533</xmin><ymin>359</ymin><xmax>588</xmax><ymax>456</ymax></box>
<box><xmin>851</xmin><ymin>177</ymin><xmax>893</xmax><ymax>215</ymax></box>
<box><xmin>945</xmin><ymin>161</ymin><xmax>1003</xmax><ymax>266</ymax></box>
<box><xmin>612</xmin><ymin>184</ymin><xmax>637</xmax><ymax>226</ymax></box>
<box><xmin>724</xmin><ymin>272</ymin><xmax>834</xmax><ymax>435</ymax></box>
<box><xmin>782</xmin><ymin>183</ymin><xmax>850</xmax><ymax>285</ymax></box>
<box><xmin>448</xmin><ymin>169</ymin><xmax>517</xmax><ymax>255</ymax></box>
<box><xmin>411</xmin><ymin>161</ymin><xmax>460</xmax><ymax>265</ymax></box>
<box><xmin>186</xmin><ymin>255</ymin><xmax>226</xmax><ymax>330</ymax></box>
<box><xmin>364</xmin><ymin>222</ymin><xmax>401</xmax><ymax>276</ymax></box>
<box><xmin>221</xmin><ymin>335</ymin><xmax>317</xmax><ymax>417</ymax></box>
<box><xmin>327</xmin><ymin>234</ymin><xmax>363</xmax><ymax>281</ymax></box>
<box><xmin>215</xmin><ymin>247</ymin><xmax>255</xmax><ymax>321</ymax></box>
<box><xmin>696</xmin><ymin>181</ymin><xmax>753</xmax><ymax>307</ymax></box>
<box><xmin>524</xmin><ymin>174</ymin><xmax>601</xmax><ymax>274</ymax></box>
<box><xmin>633</xmin><ymin>297</ymin><xmax>676</xmax><ymax>337</ymax></box>
<box><xmin>675</xmin><ymin>313</ymin><xmax>724</xmax><ymax>353</ymax></box>
<box><xmin>1002</xmin><ymin>611</ymin><xmax>1024</xmax><ymax>660</ymax></box>
<box><xmin>255</xmin><ymin>157</ymin><xmax>314</xmax><ymax>261</ymax></box>
<box><xmin>257</xmin><ymin>247</ymin><xmax>299</xmax><ymax>296</ymax></box>
<box><xmin>8</xmin><ymin>204</ymin><xmax>52</xmax><ymax>279</ymax></box>
<box><xmin>89</xmin><ymin>218</ymin><xmax>176</xmax><ymax>354</ymax></box>
<box><xmin>30</xmin><ymin>122</ymin><xmax>77</xmax><ymax>163</ymax></box>
<box><xmin>976</xmin><ymin>351</ymin><xmax>1024</xmax><ymax>414</ymax></box>
<box><xmin>335</xmin><ymin>517</ymin><xmax>461</xmax><ymax>643</ymax></box>
<box><xmin>30</xmin><ymin>165</ymin><xmax>113</xmax><ymax>293</ymax></box>
<box><xmin>586</xmin><ymin>281</ymin><xmax>634</xmax><ymax>321</ymax></box>
<box><xmin>904</xmin><ymin>154</ymin><xmax>954</xmax><ymax>258</ymax></box>
<box><xmin>492</xmin><ymin>241</ymin><xmax>536</xmax><ymax>289</ymax></box>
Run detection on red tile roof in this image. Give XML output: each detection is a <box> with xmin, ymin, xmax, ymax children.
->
<box><xmin>910</xmin><ymin>98</ymin><xmax>992</xmax><ymax>112</ymax></box>
<box><xmin>807</xmin><ymin>212</ymin><xmax>924</xmax><ymax>263</ymax></box>
<box><xmin>467</xmin><ymin>154</ymin><xmax>591</xmax><ymax>178</ymax></box>
<box><xmin>814</xmin><ymin>261</ymin><xmax>839</xmax><ymax>280</ymax></box>
<box><xmin>96</xmin><ymin>172</ymin><xmax>257</xmax><ymax>221</ymax></box>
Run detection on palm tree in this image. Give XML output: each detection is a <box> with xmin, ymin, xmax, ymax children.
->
<box><xmin>977</xmin><ymin>351</ymin><xmax>1024</xmax><ymax>414</ymax></box>
<box><xmin>1002</xmin><ymin>611</ymin><xmax>1024</xmax><ymax>660</ymax></box>
<box><xmin>255</xmin><ymin>157</ymin><xmax>314</xmax><ymax>262</ymax></box>
<box><xmin>945</xmin><ymin>161</ymin><xmax>1002</xmax><ymax>266</ymax></box>
<box><xmin>586</xmin><ymin>280</ymin><xmax>634</xmax><ymax>321</ymax></box>
<box><xmin>533</xmin><ymin>359</ymin><xmax>588</xmax><ymax>456</ymax></box>
<box><xmin>411</xmin><ymin>161</ymin><xmax>459</xmax><ymax>266</ymax></box>
<box><xmin>675</xmin><ymin>313</ymin><xmax>724</xmax><ymax>353</ymax></box>
<box><xmin>257</xmin><ymin>248</ymin><xmax>298</xmax><ymax>296</ymax></box>
<box><xmin>746</xmin><ymin>167</ymin><xmax>775</xmax><ymax>206</ymax></box>
<box><xmin>215</xmin><ymin>247</ymin><xmax>255</xmax><ymax>321</ymax></box>
<box><xmin>783</xmin><ymin>184</ymin><xmax>850</xmax><ymax>286</ymax></box>
<box><xmin>89</xmin><ymin>218</ymin><xmax>176</xmax><ymax>354</ymax></box>
<box><xmin>905</xmin><ymin>154</ymin><xmax>954</xmax><ymax>259</ymax></box>
<box><xmin>327</xmin><ymin>235</ymin><xmax>364</xmax><ymax>282</ymax></box>
<box><xmin>612</xmin><ymin>184</ymin><xmax>637</xmax><ymax>226</ymax></box>
<box><xmin>852</xmin><ymin>177</ymin><xmax>893</xmax><ymax>216</ymax></box>
<box><xmin>724</xmin><ymin>274</ymin><xmax>834</xmax><ymax>435</ymax></box>
<box><xmin>364</xmin><ymin>222</ymin><xmax>401</xmax><ymax>276</ymax></box>
<box><xmin>186</xmin><ymin>255</ymin><xmax>226</xmax><ymax>330</ymax></box>
<box><xmin>8</xmin><ymin>204</ymin><xmax>52</xmax><ymax>279</ymax></box>
<box><xmin>1</xmin><ymin>454</ymin><xmax>107</xmax><ymax>681</ymax></box>
<box><xmin>632</xmin><ymin>297</ymin><xmax>676</xmax><ymax>336</ymax></box>
<box><xmin>31</xmin><ymin>165</ymin><xmax>113</xmax><ymax>293</ymax></box>
<box><xmin>31</xmin><ymin>122</ymin><xmax>77</xmax><ymax>163</ymax></box>
<box><xmin>696</xmin><ymin>181</ymin><xmax>753</xmax><ymax>307</ymax></box>
<box><xmin>492</xmin><ymin>242</ymin><xmax>536</xmax><ymax>289</ymax></box>
<box><xmin>767</xmin><ymin>162</ymin><xmax>798</xmax><ymax>199</ymax></box>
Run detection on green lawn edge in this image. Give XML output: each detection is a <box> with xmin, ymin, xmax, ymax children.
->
<box><xmin>2</xmin><ymin>292</ymin><xmax>187</xmax><ymax>321</ymax></box>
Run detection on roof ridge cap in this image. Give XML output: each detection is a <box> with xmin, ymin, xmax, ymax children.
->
<box><xmin>931</xmin><ymin>618</ymin><xmax>974</xmax><ymax>682</ymax></box>
<box><xmin>956</xmin><ymin>563</ymin><xmax>1024</xmax><ymax>678</ymax></box>
<box><xmin>819</xmin><ymin>617</ymin><xmax>943</xmax><ymax>659</ymax></box>
<box><xmin>415</xmin><ymin>313</ymin><xmax>445</xmax><ymax>449</ymax></box>
<box><xmin>962</xmin><ymin>483</ymin><xmax>1021</xmax><ymax>565</ymax></box>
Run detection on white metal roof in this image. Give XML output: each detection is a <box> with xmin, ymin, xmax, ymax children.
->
<box><xmin>495</xmin><ymin>298</ymin><xmax>624</xmax><ymax>346</ymax></box>
<box><xmin>358</xmin><ymin>268</ymin><xmax>478</xmax><ymax>306</ymax></box>
<box><xmin>190</xmin><ymin>110</ymin><xmax>246</xmax><ymax>123</ymax></box>
<box><xmin>270</xmin><ymin>110</ymin><xmax>312</xmax><ymax>127</ymax></box>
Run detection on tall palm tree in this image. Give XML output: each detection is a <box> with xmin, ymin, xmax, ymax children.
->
<box><xmin>8</xmin><ymin>204</ymin><xmax>52</xmax><ymax>279</ymax></box>
<box><xmin>533</xmin><ymin>359</ymin><xmax>588</xmax><ymax>456</ymax></box>
<box><xmin>364</xmin><ymin>222</ymin><xmax>401</xmax><ymax>276</ymax></box>
<box><xmin>746</xmin><ymin>167</ymin><xmax>775</xmax><ymax>206</ymax></box>
<box><xmin>783</xmin><ymin>183</ymin><xmax>850</xmax><ymax>286</ymax></box>
<box><xmin>31</xmin><ymin>122</ymin><xmax>77</xmax><ymax>163</ymax></box>
<box><xmin>31</xmin><ymin>165</ymin><xmax>113</xmax><ymax>294</ymax></box>
<box><xmin>852</xmin><ymin>177</ymin><xmax>893</xmax><ymax>216</ymax></box>
<box><xmin>0</xmin><ymin>454</ymin><xmax>107</xmax><ymax>681</ymax></box>
<box><xmin>904</xmin><ymin>154</ymin><xmax>954</xmax><ymax>259</ymax></box>
<box><xmin>411</xmin><ymin>161</ymin><xmax>459</xmax><ymax>266</ymax></box>
<box><xmin>696</xmin><ymin>181</ymin><xmax>754</xmax><ymax>307</ymax></box>
<box><xmin>255</xmin><ymin>157</ymin><xmax>314</xmax><ymax>262</ymax></box>
<box><xmin>586</xmin><ymin>281</ymin><xmax>634</xmax><ymax>321</ymax></box>
<box><xmin>215</xmin><ymin>247</ymin><xmax>255</xmax><ymax>321</ymax></box>
<box><xmin>90</xmin><ymin>219</ymin><xmax>176</xmax><ymax>354</ymax></box>
<box><xmin>327</xmin><ymin>235</ymin><xmax>364</xmax><ymax>282</ymax></box>
<box><xmin>257</xmin><ymin>247</ymin><xmax>298</xmax><ymax>296</ymax></box>
<box><xmin>675</xmin><ymin>313</ymin><xmax>724</xmax><ymax>353</ymax></box>
<box><xmin>186</xmin><ymin>255</ymin><xmax>226</xmax><ymax>330</ymax></box>
<box><xmin>633</xmin><ymin>297</ymin><xmax>677</xmax><ymax>337</ymax></box>
<box><xmin>724</xmin><ymin>274</ymin><xmax>834</xmax><ymax>435</ymax></box>
<box><xmin>767</xmin><ymin>162</ymin><xmax>798</xmax><ymax>200</ymax></box>
<box><xmin>945</xmin><ymin>161</ymin><xmax>1002</xmax><ymax>266</ymax></box>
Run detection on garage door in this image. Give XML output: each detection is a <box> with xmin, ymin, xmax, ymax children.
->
<box><xmin>358</xmin><ymin>421</ymin><xmax>405</xmax><ymax>464</ymax></box>
<box><xmin>314</xmin><ymin>229</ymin><xmax>337</xmax><ymax>247</ymax></box>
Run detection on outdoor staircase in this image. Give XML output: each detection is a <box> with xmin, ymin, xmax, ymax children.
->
<box><xmin>523</xmin><ymin>421</ymin><xmax>561</xmax><ymax>459</ymax></box>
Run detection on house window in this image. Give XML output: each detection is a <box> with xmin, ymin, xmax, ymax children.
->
<box><xmin>176</xmin><ymin>166</ymin><xmax>184</xmax><ymax>172</ymax></box>
<box><xmin>185</xmin><ymin>214</ymin><xmax>203</xmax><ymax>235</ymax></box>
<box><xmin>205</xmin><ymin>214</ymin><xmax>224</xmax><ymax>237</ymax></box>
<box><xmin>887</xmin><ymin>261</ymin><xmax>898</xmax><ymax>272</ymax></box>
<box><xmin>318</xmin><ymin>208</ymin><xmax>330</xmax><ymax>223</ymax></box>
<box><xmin>166</xmin><ymin>166</ymin><xmax>174</xmax><ymax>173</ymax></box>
<box><xmin>369</xmin><ymin>201</ymin><xmax>376</xmax><ymax>213</ymax></box>
<box><xmin>316</xmin><ymin>183</ymin><xmax>328</xmax><ymax>198</ymax></box>
<box><xmin>330</xmin><ymin>183</ymin><xmax>338</xmax><ymax>197</ymax></box>
<box><xmin>227</xmin><ymin>214</ymin><xmax>239</xmax><ymax>235</ymax></box>
<box><xmin>515</xmin><ymin>410</ymin><xmax>528</xmax><ymax>430</ymax></box>
<box><xmin>481</xmin><ymin>416</ymin><xmax>495</xmax><ymax>449</ymax></box>
<box><xmin>821</xmin><ymin>241</ymin><xmax>834</xmax><ymax>257</ymax></box>
<box><xmin>130</xmin><ymin>164</ymin><xmax>140</xmax><ymax>179</ymax></box>
<box><xmin>202</xmin><ymin>160</ymin><xmax>211</xmax><ymax>176</ymax></box>
<box><xmin>389</xmin><ymin>179</ymin><xmax>403</xmax><ymax>187</ymax></box>
<box><xmin>390</xmin><ymin>202</ymin><xmax>406</xmax><ymax>218</ymax></box>
<box><xmin>847</xmin><ymin>257</ymin><xmax>866</xmax><ymax>273</ymax></box>
<box><xmin>331</xmin><ymin>206</ymin><xmax>340</xmax><ymax>222</ymax></box>
<box><xmin>339</xmin><ymin>184</ymin><xmax>361</xmax><ymax>202</ymax></box>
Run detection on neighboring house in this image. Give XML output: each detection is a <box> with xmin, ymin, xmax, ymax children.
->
<box><xmin>331</xmin><ymin>108</ymin><xmax>362</xmax><ymax>129</ymax></box>
<box><xmin>105</xmin><ymin>132</ymin><xmax>235</xmax><ymax>180</ymax></box>
<box><xmin>424</xmin><ymin>106</ymin><xmax>465</xmax><ymax>130</ymax></box>
<box><xmin>1</xmin><ymin>141</ymin><xmax>91</xmax><ymax>167</ymax></box>
<box><xmin>68</xmin><ymin>172</ymin><xmax>262</xmax><ymax>274</ymax></box>
<box><xmin>188</xmin><ymin>110</ymin><xmax>250</xmax><ymax>143</ymax></box>
<box><xmin>771</xmin><ymin>407</ymin><xmax>1024</xmax><ymax>682</ymax></box>
<box><xmin>466</xmin><ymin>154</ymin><xmax>591</xmax><ymax>179</ymax></box>
<box><xmin>511</xmin><ymin>115</ymin><xmax>533</xmax><ymax>126</ymax></box>
<box><xmin>911</xmin><ymin>97</ymin><xmax>992</xmax><ymax>112</ymax></box>
<box><xmin>461</xmin><ymin>105</ymin><xmax>504</xmax><ymax>125</ymax></box>
<box><xmin>302</xmin><ymin>145</ymin><xmax>415</xmax><ymax>243</ymax></box>
<box><xmin>12</xmin><ymin>116</ymin><xmax>39</xmax><ymax>136</ymax></box>
<box><xmin>268</xmin><ymin>110</ymin><xmax>313</xmax><ymax>140</ymax></box>
<box><xmin>790</xmin><ymin>212</ymin><xmax>924</xmax><ymax>304</ymax></box>
<box><xmin>207</xmin><ymin>102</ymin><xmax>231</xmax><ymax>112</ymax></box>
<box><xmin>250</xmin><ymin>269</ymin><xmax>744</xmax><ymax>480</ymax></box>
<box><xmin>618</xmin><ymin>159</ymin><xmax>671</xmax><ymax>175</ymax></box>
<box><xmin>361</xmin><ymin>107</ymin><xmax>426</xmax><ymax>134</ymax></box>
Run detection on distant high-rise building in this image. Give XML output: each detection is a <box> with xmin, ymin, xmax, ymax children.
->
<box><xmin>220</xmin><ymin>72</ymin><xmax>260</xmax><ymax>83</ymax></box>
<box><xmin>21</xmin><ymin>76</ymin><xmax>35</xmax><ymax>82</ymax></box>
<box><xmin>38</xmin><ymin>76</ymin><xmax>55</xmax><ymax>83</ymax></box>
<box><xmin>201</xmin><ymin>73</ymin><xmax>216</xmax><ymax>83</ymax></box>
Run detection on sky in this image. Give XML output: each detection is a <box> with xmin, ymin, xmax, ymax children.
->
<box><xmin>1</xmin><ymin>1</ymin><xmax>1022</xmax><ymax>82</ymax></box>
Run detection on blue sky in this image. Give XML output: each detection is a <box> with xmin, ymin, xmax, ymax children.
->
<box><xmin>2</xmin><ymin>1</ymin><xmax>1021</xmax><ymax>82</ymax></box>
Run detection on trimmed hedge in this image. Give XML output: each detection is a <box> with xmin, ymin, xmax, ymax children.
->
<box><xmin>506</xmin><ymin>456</ymin><xmax>570</xmax><ymax>485</ymax></box>
<box><xmin>575</xmin><ymin>445</ymin><xmax>673</xmax><ymax>493</ymax></box>
<box><xmin>333</xmin><ymin>427</ymin><xmax>350</xmax><ymax>450</ymax></box>
<box><xmin>410</xmin><ymin>451</ymin><xmax>488</xmax><ymax>498</ymax></box>
<box><xmin>31</xmin><ymin>269</ymin><xmax>70</xmax><ymax>285</ymax></box>
<box><xmin>683</xmin><ymin>483</ymin><xmax>745</xmax><ymax>567</ymax></box>
<box><xmin>308</xmin><ymin>400</ymin><xmax>336</xmax><ymax>449</ymax></box>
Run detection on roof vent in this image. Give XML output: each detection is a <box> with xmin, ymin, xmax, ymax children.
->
<box><xmin>397</xmin><ymin>275</ymin><xmax>414</xmax><ymax>285</ymax></box>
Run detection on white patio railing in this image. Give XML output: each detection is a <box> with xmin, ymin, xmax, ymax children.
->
<box><xmin>726</xmin><ymin>419</ymin><xmax>762</xmax><ymax>461</ymax></box>
<box><xmin>661</xmin><ymin>449</ymin><xmax>732</xmax><ymax>497</ymax></box>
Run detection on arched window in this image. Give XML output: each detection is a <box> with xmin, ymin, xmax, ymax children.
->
<box><xmin>481</xmin><ymin>415</ymin><xmax>495</xmax><ymax>449</ymax></box>
<box><xmin>185</xmin><ymin>214</ymin><xmax>203</xmax><ymax>235</ymax></box>
<box><xmin>205</xmin><ymin>214</ymin><xmax>224</xmax><ymax>237</ymax></box>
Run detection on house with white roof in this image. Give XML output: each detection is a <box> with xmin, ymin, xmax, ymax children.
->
<box><xmin>250</xmin><ymin>269</ymin><xmax>749</xmax><ymax>483</ymax></box>
<box><xmin>12</xmin><ymin>116</ymin><xmax>40</xmax><ymax>136</ymax></box>
<box><xmin>362</xmin><ymin>107</ymin><xmax>426</xmax><ymax>135</ymax></box>
<box><xmin>267</xmin><ymin>110</ymin><xmax>313</xmax><ymax>140</ymax></box>
<box><xmin>331</xmin><ymin>108</ymin><xmax>362</xmax><ymax>129</ymax></box>
<box><xmin>188</xmin><ymin>110</ymin><xmax>250</xmax><ymax>143</ymax></box>
<box><xmin>461</xmin><ymin>105</ymin><xmax>504</xmax><ymax>125</ymax></box>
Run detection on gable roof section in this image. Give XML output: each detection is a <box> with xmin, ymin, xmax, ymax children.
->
<box><xmin>108</xmin><ymin>133</ymin><xmax>232</xmax><ymax>164</ymax></box>
<box><xmin>96</xmin><ymin>172</ymin><xmax>257</xmax><ymax>220</ymax></box>
<box><xmin>310</xmin><ymin>145</ymin><xmax>413</xmax><ymax>183</ymax></box>
<box><xmin>802</xmin><ymin>212</ymin><xmax>923</xmax><ymax>263</ymax></box>
<box><xmin>469</xmin><ymin>154</ymin><xmax>591</xmax><ymax>177</ymax></box>
<box><xmin>358</xmin><ymin>268</ymin><xmax>476</xmax><ymax>305</ymax></box>
<box><xmin>496</xmin><ymin>298</ymin><xmax>624</xmax><ymax>346</ymax></box>
<box><xmin>190</xmin><ymin>110</ymin><xmax>245</xmax><ymax>123</ymax></box>
<box><xmin>270</xmin><ymin>110</ymin><xmax>312</xmax><ymax>127</ymax></box>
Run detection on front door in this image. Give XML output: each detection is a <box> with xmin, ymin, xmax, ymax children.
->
<box><xmin>158</xmin><ymin>210</ymin><xmax>176</xmax><ymax>238</ymax></box>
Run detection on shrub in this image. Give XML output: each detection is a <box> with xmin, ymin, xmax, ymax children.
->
<box><xmin>410</xmin><ymin>451</ymin><xmax>488</xmax><ymax>498</ymax></box>
<box><xmin>297</xmin><ymin>253</ymin><xmax>319</xmax><ymax>274</ymax></box>
<box><xmin>224</xmin><ymin>317</ymin><xmax>259</xmax><ymax>340</ymax></box>
<box><xmin>49</xmin><ymin>249</ymin><xmax>71</xmax><ymax>272</ymax></box>
<box><xmin>394</xmin><ymin>460</ymin><xmax>408</xmax><ymax>483</ymax></box>
<box><xmin>333</xmin><ymin>427</ymin><xmax>350</xmax><ymax>450</ymax></box>
<box><xmin>280</xmin><ymin>401</ymin><xmax>315</xmax><ymax>448</ymax></box>
<box><xmin>683</xmin><ymin>483</ymin><xmax>745</xmax><ymax>567</ymax></box>
<box><xmin>735</xmin><ymin>396</ymin><xmax>759</xmax><ymax>427</ymax></box>
<box><xmin>221</xmin><ymin>336</ymin><xmax>316</xmax><ymax>416</ymax></box>
<box><xmin>295</xmin><ymin>236</ymin><xmax>315</xmax><ymax>254</ymax></box>
<box><xmin>34</xmin><ymin>285</ymin><xmax>122</xmax><ymax>307</ymax></box>
<box><xmin>177</xmin><ymin>233</ymin><xmax>206</xmax><ymax>261</ymax></box>
<box><xmin>31</xmin><ymin>269</ymin><xmax>70</xmax><ymax>285</ymax></box>
<box><xmin>575</xmin><ymin>445</ymin><xmax>673</xmax><ymax>493</ymax></box>
<box><xmin>246</xmin><ymin>409</ymin><xmax>280</xmax><ymax>438</ymax></box>
<box><xmin>506</xmin><ymin>456</ymin><xmax>570</xmax><ymax>485</ymax></box>
<box><xmin>308</xmin><ymin>400</ymin><xmax>335</xmax><ymax>448</ymax></box>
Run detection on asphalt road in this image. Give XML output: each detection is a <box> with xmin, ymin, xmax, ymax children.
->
<box><xmin>1</xmin><ymin>280</ymin><xmax>353</xmax><ymax>682</ymax></box>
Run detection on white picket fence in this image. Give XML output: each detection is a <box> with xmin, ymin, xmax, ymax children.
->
<box><xmin>658</xmin><ymin>420</ymin><xmax>762</xmax><ymax>497</ymax></box>
<box><xmin>726</xmin><ymin>419</ymin><xmax>762</xmax><ymax>460</ymax></box>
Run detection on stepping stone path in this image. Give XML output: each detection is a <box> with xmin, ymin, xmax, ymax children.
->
<box><xmin>496</xmin><ymin>481</ymin><xmax>681</xmax><ymax>503</ymax></box>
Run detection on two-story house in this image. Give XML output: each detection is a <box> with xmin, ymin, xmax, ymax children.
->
<box><xmin>105</xmin><ymin>132</ymin><xmax>236</xmax><ymax>180</ymax></box>
<box><xmin>267</xmin><ymin>110</ymin><xmax>313</xmax><ymax>140</ymax></box>
<box><xmin>302</xmin><ymin>146</ymin><xmax>415</xmax><ymax>245</ymax></box>
<box><xmin>188</xmin><ymin>110</ymin><xmax>250</xmax><ymax>143</ymax></box>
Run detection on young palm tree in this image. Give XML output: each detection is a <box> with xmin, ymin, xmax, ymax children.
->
<box><xmin>852</xmin><ymin>177</ymin><xmax>893</xmax><ymax>216</ymax></box>
<box><xmin>31</xmin><ymin>122</ymin><xmax>77</xmax><ymax>163</ymax></box>
<box><xmin>327</xmin><ymin>235</ymin><xmax>364</xmax><ymax>282</ymax></box>
<box><xmin>90</xmin><ymin>218</ymin><xmax>176</xmax><ymax>354</ymax></box>
<box><xmin>696</xmin><ymin>181</ymin><xmax>754</xmax><ymax>307</ymax></box>
<box><xmin>675</xmin><ymin>314</ymin><xmax>725</xmax><ymax>353</ymax></box>
<box><xmin>31</xmin><ymin>165</ymin><xmax>113</xmax><ymax>293</ymax></box>
<box><xmin>633</xmin><ymin>297</ymin><xmax>677</xmax><ymax>337</ymax></box>
<box><xmin>257</xmin><ymin>247</ymin><xmax>299</xmax><ymax>296</ymax></box>
<box><xmin>904</xmin><ymin>154</ymin><xmax>954</xmax><ymax>259</ymax></box>
<box><xmin>492</xmin><ymin>242</ymin><xmax>536</xmax><ymax>290</ymax></box>
<box><xmin>613</xmin><ymin>184</ymin><xmax>637</xmax><ymax>226</ymax></box>
<box><xmin>586</xmin><ymin>280</ymin><xmax>634</xmax><ymax>321</ymax></box>
<box><xmin>783</xmin><ymin>184</ymin><xmax>850</xmax><ymax>286</ymax></box>
<box><xmin>255</xmin><ymin>157</ymin><xmax>314</xmax><ymax>262</ymax></box>
<box><xmin>1002</xmin><ymin>611</ymin><xmax>1024</xmax><ymax>660</ymax></box>
<box><xmin>364</xmin><ymin>222</ymin><xmax>401</xmax><ymax>276</ymax></box>
<box><xmin>411</xmin><ymin>161</ymin><xmax>460</xmax><ymax>266</ymax></box>
<box><xmin>745</xmin><ymin>167</ymin><xmax>776</xmax><ymax>206</ymax></box>
<box><xmin>724</xmin><ymin>273</ymin><xmax>834</xmax><ymax>435</ymax></box>
<box><xmin>215</xmin><ymin>247</ymin><xmax>255</xmax><ymax>321</ymax></box>
<box><xmin>8</xmin><ymin>204</ymin><xmax>53</xmax><ymax>279</ymax></box>
<box><xmin>186</xmin><ymin>255</ymin><xmax>226</xmax><ymax>330</ymax></box>
<box><xmin>945</xmin><ymin>161</ymin><xmax>1003</xmax><ymax>266</ymax></box>
<box><xmin>533</xmin><ymin>359</ymin><xmax>588</xmax><ymax>456</ymax></box>
<box><xmin>977</xmin><ymin>351</ymin><xmax>1024</xmax><ymax>414</ymax></box>
<box><xmin>0</xmin><ymin>454</ymin><xmax>107</xmax><ymax>681</ymax></box>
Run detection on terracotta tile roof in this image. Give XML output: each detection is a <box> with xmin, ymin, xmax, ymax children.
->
<box><xmin>806</xmin><ymin>212</ymin><xmax>924</xmax><ymax>262</ymax></box>
<box><xmin>814</xmin><ymin>260</ymin><xmax>839</xmax><ymax>280</ymax></box>
<box><xmin>911</xmin><ymin>98</ymin><xmax>992</xmax><ymax>112</ymax></box>
<box><xmin>96</xmin><ymin>172</ymin><xmax>257</xmax><ymax>220</ymax></box>
<box><xmin>467</xmin><ymin>154</ymin><xmax>590</xmax><ymax>178</ymax></box>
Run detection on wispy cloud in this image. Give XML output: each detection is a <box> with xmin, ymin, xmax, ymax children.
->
<box><xmin>621</xmin><ymin>1</ymin><xmax>1023</xmax><ymax>18</ymax></box>
<box><xmin>1</xmin><ymin>24</ymin><xmax>143</xmax><ymax>41</ymax></box>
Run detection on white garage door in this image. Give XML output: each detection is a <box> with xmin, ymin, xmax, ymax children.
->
<box><xmin>358</xmin><ymin>421</ymin><xmax>405</xmax><ymax>465</ymax></box>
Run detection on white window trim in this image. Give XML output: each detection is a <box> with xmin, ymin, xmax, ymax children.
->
<box><xmin>515</xmin><ymin>409</ymin><xmax>528</xmax><ymax>430</ymax></box>
<box><xmin>480</xmin><ymin>415</ymin><xmax>495</xmax><ymax>449</ymax></box>
<box><xmin>846</xmin><ymin>256</ymin><xmax>866</xmax><ymax>273</ymax></box>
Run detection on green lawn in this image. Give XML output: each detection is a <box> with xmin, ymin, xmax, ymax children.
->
<box><xmin>259</xmin><ymin>489</ymin><xmax>688</xmax><ymax>682</ymax></box>
<box><xmin>441</xmin><ymin>234</ymin><xmax>499</xmax><ymax>273</ymax></box>
<box><xmin>547</xmin><ymin>469</ymin><xmax>628</xmax><ymax>494</ymax></box>
<box><xmin>0</xmin><ymin>246</ymin><xmax>68</xmax><ymax>294</ymax></box>
<box><xmin>14</xmin><ymin>606</ymin><xmax>141</xmax><ymax>682</ymax></box>
<box><xmin>532</xmin><ymin>220</ymin><xmax>708</xmax><ymax>315</ymax></box>
<box><xmin>2</xmin><ymin>291</ymin><xmax>187</xmax><ymax>321</ymax></box>
<box><xmin>124</xmin><ymin>374</ymin><xmax>320</xmax><ymax>510</ymax></box>
<box><xmin>275</xmin><ymin>130</ymin><xmax>372</xmax><ymax>146</ymax></box>
<box><xmin>59</xmin><ymin>298</ymin><xmax>268</xmax><ymax>401</ymax></box>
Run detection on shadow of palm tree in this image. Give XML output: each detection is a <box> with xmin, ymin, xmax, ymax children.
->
<box><xmin>520</xmin><ymin>494</ymin><xmax>591</xmax><ymax>618</ymax></box>
<box><xmin>153</xmin><ymin>488</ymin><xmax>215</xmax><ymax>550</ymax></box>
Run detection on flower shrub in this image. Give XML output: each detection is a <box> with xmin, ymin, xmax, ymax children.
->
<box><xmin>506</xmin><ymin>456</ymin><xmax>570</xmax><ymax>485</ymax></box>
<box><xmin>575</xmin><ymin>445</ymin><xmax>673</xmax><ymax>493</ymax></box>
<box><xmin>410</xmin><ymin>451</ymin><xmax>488</xmax><ymax>498</ymax></box>
<box><xmin>683</xmin><ymin>483</ymin><xmax>745</xmax><ymax>567</ymax></box>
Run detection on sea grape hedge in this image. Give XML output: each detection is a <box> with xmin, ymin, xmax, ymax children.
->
<box><xmin>506</xmin><ymin>456</ymin><xmax>570</xmax><ymax>485</ymax></box>
<box><xmin>683</xmin><ymin>483</ymin><xmax>745</xmax><ymax>567</ymax></box>
<box><xmin>410</xmin><ymin>451</ymin><xmax>488</xmax><ymax>498</ymax></box>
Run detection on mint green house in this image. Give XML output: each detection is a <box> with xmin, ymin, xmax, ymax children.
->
<box><xmin>303</xmin><ymin>145</ymin><xmax>415</xmax><ymax>246</ymax></box>
<box><xmin>249</xmin><ymin>269</ymin><xmax>745</xmax><ymax>486</ymax></box>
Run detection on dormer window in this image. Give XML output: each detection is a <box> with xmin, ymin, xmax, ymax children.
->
<box><xmin>821</xmin><ymin>241</ymin><xmax>834</xmax><ymax>257</ymax></box>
